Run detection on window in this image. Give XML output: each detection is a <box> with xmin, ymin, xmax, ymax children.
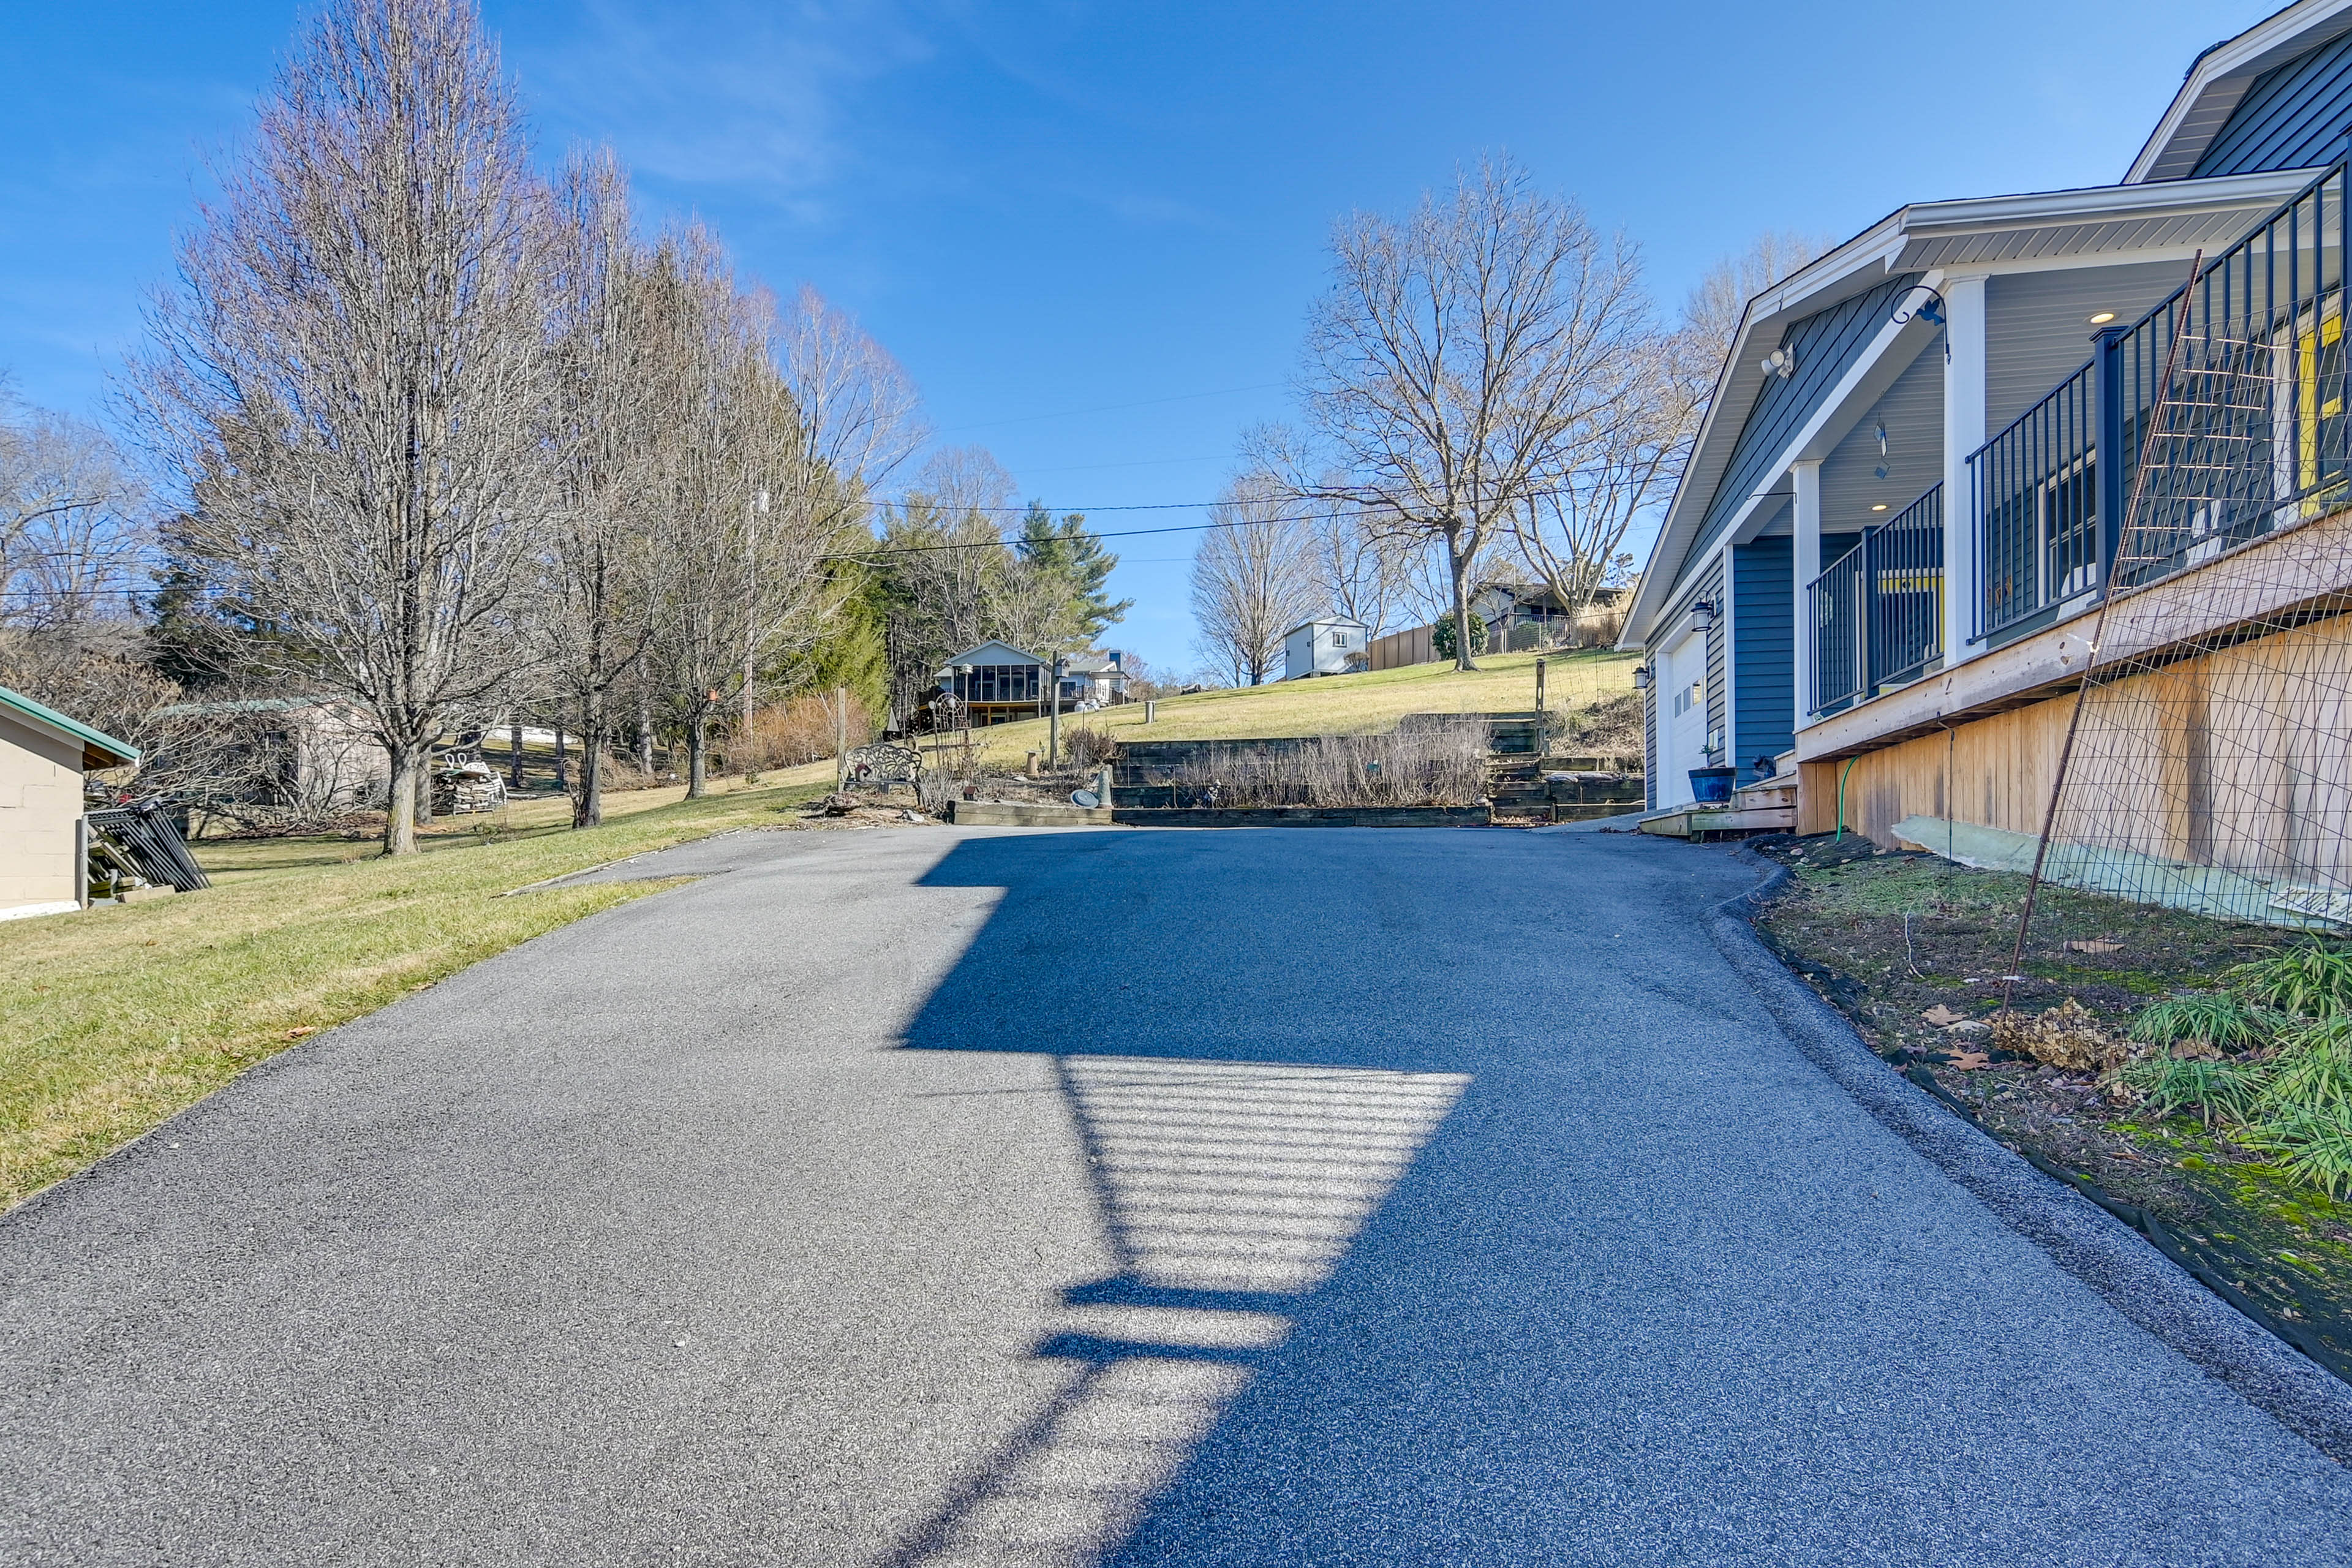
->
<box><xmin>1331</xmin><ymin>630</ymin><xmax>1348</xmax><ymax>647</ymax></box>
<box><xmin>1672</xmin><ymin>680</ymin><xmax>1703</xmax><ymax>718</ymax></box>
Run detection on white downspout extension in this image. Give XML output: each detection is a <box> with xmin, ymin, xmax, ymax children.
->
<box><xmin>1942</xmin><ymin>274</ymin><xmax>1989</xmax><ymax>671</ymax></box>
<box><xmin>1792</xmin><ymin>460</ymin><xmax>1822</xmax><ymax>728</ymax></box>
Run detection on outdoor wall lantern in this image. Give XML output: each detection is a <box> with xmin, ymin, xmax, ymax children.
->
<box><xmin>1692</xmin><ymin>600</ymin><xmax>1716</xmax><ymax>629</ymax></box>
<box><xmin>1632</xmin><ymin>665</ymin><xmax>1653</xmax><ymax>690</ymax></box>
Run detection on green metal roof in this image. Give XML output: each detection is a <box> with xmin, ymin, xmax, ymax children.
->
<box><xmin>0</xmin><ymin>684</ymin><xmax>139</xmax><ymax>769</ymax></box>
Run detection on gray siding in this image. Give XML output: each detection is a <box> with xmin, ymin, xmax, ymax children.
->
<box><xmin>1985</xmin><ymin>262</ymin><xmax>2191</xmax><ymax>435</ymax></box>
<box><xmin>2193</xmin><ymin>29</ymin><xmax>2352</xmax><ymax>178</ymax></box>
<box><xmin>1643</xmin><ymin>682</ymin><xmax>1656</xmax><ymax>810</ymax></box>
<box><xmin>1732</xmin><ymin>537</ymin><xmax>1793</xmax><ymax>783</ymax></box>
<box><xmin>1820</xmin><ymin>338</ymin><xmax>1943</xmax><ymax>532</ymax></box>
<box><xmin>1675</xmin><ymin>274</ymin><xmax>1921</xmax><ymax>590</ymax></box>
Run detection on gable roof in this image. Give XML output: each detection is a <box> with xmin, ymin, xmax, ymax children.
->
<box><xmin>1283</xmin><ymin>617</ymin><xmax>1370</xmax><ymax>636</ymax></box>
<box><xmin>1619</xmin><ymin>165</ymin><xmax>2315</xmax><ymax>647</ymax></box>
<box><xmin>936</xmin><ymin>639</ymin><xmax>1044</xmax><ymax>672</ymax></box>
<box><xmin>2128</xmin><ymin>0</ymin><xmax>2352</xmax><ymax>183</ymax></box>
<box><xmin>0</xmin><ymin>684</ymin><xmax>138</xmax><ymax>770</ymax></box>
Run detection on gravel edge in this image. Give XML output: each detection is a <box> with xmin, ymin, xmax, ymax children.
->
<box><xmin>1707</xmin><ymin>844</ymin><xmax>2352</xmax><ymax>1465</ymax></box>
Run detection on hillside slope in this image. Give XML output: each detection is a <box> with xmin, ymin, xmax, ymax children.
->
<box><xmin>956</xmin><ymin>649</ymin><xmax>1640</xmax><ymax>763</ymax></box>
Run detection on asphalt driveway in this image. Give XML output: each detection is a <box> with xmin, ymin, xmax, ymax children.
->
<box><xmin>6</xmin><ymin>825</ymin><xmax>2351</xmax><ymax>1566</ymax></box>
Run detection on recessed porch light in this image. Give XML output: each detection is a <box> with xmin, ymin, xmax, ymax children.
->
<box><xmin>2089</xmin><ymin>311</ymin><xmax>2117</xmax><ymax>325</ymax></box>
<box><xmin>1870</xmin><ymin>503</ymin><xmax>1890</xmax><ymax>511</ymax></box>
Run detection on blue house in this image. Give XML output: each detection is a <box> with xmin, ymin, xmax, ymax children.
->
<box><xmin>1626</xmin><ymin>0</ymin><xmax>2352</xmax><ymax>894</ymax></box>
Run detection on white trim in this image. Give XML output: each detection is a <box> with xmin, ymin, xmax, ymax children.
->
<box><xmin>1791</xmin><ymin>460</ymin><xmax>1822</xmax><ymax>730</ymax></box>
<box><xmin>0</xmin><ymin>900</ymin><xmax>80</xmax><ymax>924</ymax></box>
<box><xmin>2127</xmin><ymin>0</ymin><xmax>2352</xmax><ymax>184</ymax></box>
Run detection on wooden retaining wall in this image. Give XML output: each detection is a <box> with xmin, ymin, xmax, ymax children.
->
<box><xmin>1798</xmin><ymin>615</ymin><xmax>2352</xmax><ymax>890</ymax></box>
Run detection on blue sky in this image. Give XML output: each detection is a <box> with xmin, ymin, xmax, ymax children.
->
<box><xmin>1</xmin><ymin>1</ymin><xmax>2277</xmax><ymax>677</ymax></box>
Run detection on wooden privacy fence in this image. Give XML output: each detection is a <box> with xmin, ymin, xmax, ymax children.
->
<box><xmin>1370</xmin><ymin>625</ymin><xmax>1435</xmax><ymax>671</ymax></box>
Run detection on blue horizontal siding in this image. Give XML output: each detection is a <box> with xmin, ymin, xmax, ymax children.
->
<box><xmin>2193</xmin><ymin>29</ymin><xmax>2352</xmax><ymax>177</ymax></box>
<box><xmin>1673</xmin><ymin>274</ymin><xmax>1920</xmax><ymax>593</ymax></box>
<box><xmin>1732</xmin><ymin>538</ymin><xmax>1794</xmax><ymax>785</ymax></box>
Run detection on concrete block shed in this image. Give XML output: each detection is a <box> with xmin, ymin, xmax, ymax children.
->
<box><xmin>0</xmin><ymin>685</ymin><xmax>138</xmax><ymax>921</ymax></box>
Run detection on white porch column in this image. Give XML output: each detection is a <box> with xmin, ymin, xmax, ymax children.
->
<box><xmin>1792</xmin><ymin>459</ymin><xmax>1822</xmax><ymax>725</ymax></box>
<box><xmin>1942</xmin><ymin>274</ymin><xmax>1989</xmax><ymax>669</ymax></box>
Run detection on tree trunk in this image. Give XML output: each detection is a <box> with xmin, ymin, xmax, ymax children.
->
<box><xmin>385</xmin><ymin>742</ymin><xmax>420</xmax><ymax>856</ymax></box>
<box><xmin>554</xmin><ymin>726</ymin><xmax>568</xmax><ymax>791</ymax></box>
<box><xmin>686</xmin><ymin>711</ymin><xmax>708</xmax><ymax>797</ymax></box>
<box><xmin>509</xmin><ymin>721</ymin><xmax>525</xmax><ymax>790</ymax></box>
<box><xmin>637</xmin><ymin>696</ymin><xmax>654</xmax><ymax>774</ymax></box>
<box><xmin>1447</xmin><ymin>525</ymin><xmax>1477</xmax><ymax>672</ymax></box>
<box><xmin>413</xmin><ymin>747</ymin><xmax>435</xmax><ymax>827</ymax></box>
<box><xmin>575</xmin><ymin>695</ymin><xmax>605</xmax><ymax>829</ymax></box>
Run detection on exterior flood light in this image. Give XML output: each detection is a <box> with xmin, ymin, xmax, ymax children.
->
<box><xmin>1759</xmin><ymin>347</ymin><xmax>1795</xmax><ymax>379</ymax></box>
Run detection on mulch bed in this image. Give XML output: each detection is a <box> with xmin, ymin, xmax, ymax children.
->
<box><xmin>1749</xmin><ymin>834</ymin><xmax>2352</xmax><ymax>1369</ymax></box>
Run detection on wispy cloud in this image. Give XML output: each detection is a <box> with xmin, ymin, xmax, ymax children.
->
<box><xmin>511</xmin><ymin>0</ymin><xmax>935</xmax><ymax>215</ymax></box>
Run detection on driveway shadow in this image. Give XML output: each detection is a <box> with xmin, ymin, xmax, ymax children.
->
<box><xmin>870</xmin><ymin>829</ymin><xmax>2348</xmax><ymax>1567</ymax></box>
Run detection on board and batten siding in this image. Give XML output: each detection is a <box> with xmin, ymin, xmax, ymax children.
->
<box><xmin>1732</xmin><ymin>537</ymin><xmax>1794</xmax><ymax>783</ymax></box>
<box><xmin>2193</xmin><ymin>28</ymin><xmax>2352</xmax><ymax>179</ymax></box>
<box><xmin>1700</xmin><ymin>556</ymin><xmax>1727</xmax><ymax>753</ymax></box>
<box><xmin>1673</xmin><ymin>274</ymin><xmax>1922</xmax><ymax>592</ymax></box>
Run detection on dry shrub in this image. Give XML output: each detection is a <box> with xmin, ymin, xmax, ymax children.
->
<box><xmin>1175</xmin><ymin>728</ymin><xmax>1486</xmax><ymax>808</ymax></box>
<box><xmin>1562</xmin><ymin>692</ymin><xmax>1643</xmax><ymax>755</ymax></box>
<box><xmin>1992</xmin><ymin>998</ymin><xmax>2124</xmax><ymax>1070</ymax></box>
<box><xmin>737</xmin><ymin>693</ymin><xmax>877</xmax><ymax>772</ymax></box>
<box><xmin>1063</xmin><ymin>721</ymin><xmax>1117</xmax><ymax>771</ymax></box>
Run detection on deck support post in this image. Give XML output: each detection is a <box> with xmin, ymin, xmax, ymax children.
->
<box><xmin>1942</xmin><ymin>274</ymin><xmax>1988</xmax><ymax>668</ymax></box>
<box><xmin>1792</xmin><ymin>460</ymin><xmax>1822</xmax><ymax>719</ymax></box>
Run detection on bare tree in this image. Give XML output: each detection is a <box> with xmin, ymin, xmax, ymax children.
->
<box><xmin>543</xmin><ymin>147</ymin><xmax>662</xmax><ymax>828</ymax></box>
<box><xmin>1189</xmin><ymin>473</ymin><xmax>1317</xmax><ymax>687</ymax></box>
<box><xmin>1281</xmin><ymin>156</ymin><xmax>1648</xmax><ymax>670</ymax></box>
<box><xmin>1680</xmin><ymin>230</ymin><xmax>1829</xmax><ymax>390</ymax></box>
<box><xmin>1504</xmin><ymin>326</ymin><xmax>1705</xmax><ymax>628</ymax></box>
<box><xmin>129</xmin><ymin>0</ymin><xmax>555</xmax><ymax>854</ymax></box>
<box><xmin>638</xmin><ymin>229</ymin><xmax>834</xmax><ymax>796</ymax></box>
<box><xmin>1</xmin><ymin>405</ymin><xmax>151</xmax><ymax>634</ymax></box>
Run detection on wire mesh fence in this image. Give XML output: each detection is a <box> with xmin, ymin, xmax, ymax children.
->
<box><xmin>2015</xmin><ymin>162</ymin><xmax>2352</xmax><ymax>954</ymax></box>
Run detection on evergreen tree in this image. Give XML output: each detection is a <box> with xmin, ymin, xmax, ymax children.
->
<box><xmin>1015</xmin><ymin>500</ymin><xmax>1133</xmax><ymax>643</ymax></box>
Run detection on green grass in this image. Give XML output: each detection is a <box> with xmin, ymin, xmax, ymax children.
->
<box><xmin>1</xmin><ymin>769</ymin><xmax>837</xmax><ymax>1212</ymax></box>
<box><xmin>957</xmin><ymin>649</ymin><xmax>1640</xmax><ymax>766</ymax></box>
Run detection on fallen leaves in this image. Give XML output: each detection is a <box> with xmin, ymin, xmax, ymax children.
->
<box><xmin>1948</xmin><ymin>1051</ymin><xmax>1992</xmax><ymax>1071</ymax></box>
<box><xmin>1921</xmin><ymin>1005</ymin><xmax>1967</xmax><ymax>1028</ymax></box>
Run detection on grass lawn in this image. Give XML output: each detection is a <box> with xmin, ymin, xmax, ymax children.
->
<box><xmin>958</xmin><ymin>649</ymin><xmax>1639</xmax><ymax>766</ymax></box>
<box><xmin>1</xmin><ymin>764</ymin><xmax>840</xmax><ymax>1213</ymax></box>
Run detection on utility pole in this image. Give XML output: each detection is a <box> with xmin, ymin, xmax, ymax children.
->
<box><xmin>742</xmin><ymin>488</ymin><xmax>768</xmax><ymax>766</ymax></box>
<box><xmin>1047</xmin><ymin>654</ymin><xmax>1066</xmax><ymax>770</ymax></box>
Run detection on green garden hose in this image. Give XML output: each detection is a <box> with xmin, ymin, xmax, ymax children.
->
<box><xmin>1836</xmin><ymin>756</ymin><xmax>1858</xmax><ymax>843</ymax></box>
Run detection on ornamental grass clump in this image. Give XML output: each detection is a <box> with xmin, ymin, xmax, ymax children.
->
<box><xmin>2225</xmin><ymin>941</ymin><xmax>2352</xmax><ymax>1021</ymax></box>
<box><xmin>2126</xmin><ymin>991</ymin><xmax>2274</xmax><ymax>1058</ymax></box>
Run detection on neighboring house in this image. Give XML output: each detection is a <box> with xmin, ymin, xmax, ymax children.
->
<box><xmin>153</xmin><ymin>695</ymin><xmax>390</xmax><ymax>815</ymax></box>
<box><xmin>1062</xmin><ymin>652</ymin><xmax>1129</xmax><ymax>709</ymax></box>
<box><xmin>1623</xmin><ymin>0</ymin><xmax>2352</xmax><ymax>856</ymax></box>
<box><xmin>1468</xmin><ymin>583</ymin><xmax>1632</xmax><ymax>651</ymax></box>
<box><xmin>1283</xmin><ymin>618</ymin><xmax>1371</xmax><ymax>680</ymax></box>
<box><xmin>0</xmin><ymin>684</ymin><xmax>138</xmax><ymax>921</ymax></box>
<box><xmin>935</xmin><ymin>642</ymin><xmax>1128</xmax><ymax>726</ymax></box>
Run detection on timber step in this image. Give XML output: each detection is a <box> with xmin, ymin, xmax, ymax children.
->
<box><xmin>1637</xmin><ymin>773</ymin><xmax>1797</xmax><ymax>840</ymax></box>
